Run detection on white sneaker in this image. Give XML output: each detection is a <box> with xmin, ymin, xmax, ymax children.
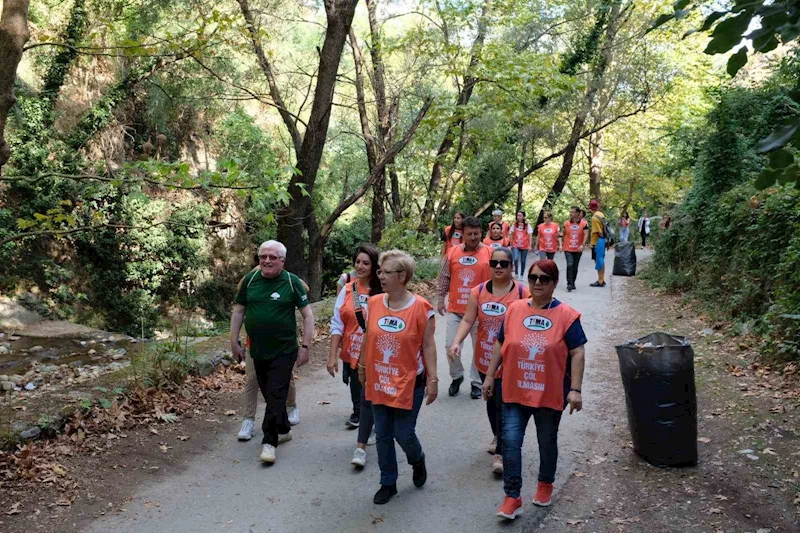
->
<box><xmin>260</xmin><ymin>444</ymin><xmax>276</xmax><ymax>463</ymax></box>
<box><xmin>237</xmin><ymin>418</ymin><xmax>255</xmax><ymax>441</ymax></box>
<box><xmin>367</xmin><ymin>431</ymin><xmax>376</xmax><ymax>446</ymax></box>
<box><xmin>351</xmin><ymin>448</ymin><xmax>367</xmax><ymax>468</ymax></box>
<box><xmin>277</xmin><ymin>431</ymin><xmax>293</xmax><ymax>445</ymax></box>
<box><xmin>287</xmin><ymin>406</ymin><xmax>300</xmax><ymax>426</ymax></box>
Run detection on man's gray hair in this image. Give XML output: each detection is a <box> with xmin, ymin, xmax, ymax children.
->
<box><xmin>258</xmin><ymin>240</ymin><xmax>287</xmax><ymax>259</ymax></box>
<box><xmin>492</xmin><ymin>209</ymin><xmax>503</xmax><ymax>216</ymax></box>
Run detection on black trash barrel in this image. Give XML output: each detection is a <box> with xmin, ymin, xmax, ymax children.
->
<box><xmin>616</xmin><ymin>332</ymin><xmax>697</xmax><ymax>467</ymax></box>
<box><xmin>612</xmin><ymin>242</ymin><xmax>637</xmax><ymax>276</ymax></box>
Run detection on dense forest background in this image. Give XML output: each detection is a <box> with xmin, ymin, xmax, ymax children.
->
<box><xmin>0</xmin><ymin>0</ymin><xmax>797</xmax><ymax>358</ymax></box>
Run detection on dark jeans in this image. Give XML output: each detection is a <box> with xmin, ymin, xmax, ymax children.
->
<box><xmin>641</xmin><ymin>231</ymin><xmax>647</xmax><ymax>247</ymax></box>
<box><xmin>343</xmin><ymin>365</ymin><xmax>361</xmax><ymax>418</ymax></box>
<box><xmin>564</xmin><ymin>251</ymin><xmax>583</xmax><ymax>287</ymax></box>
<box><xmin>253</xmin><ymin>351</ymin><xmax>298</xmax><ymax>446</ymax></box>
<box><xmin>544</xmin><ymin>252</ymin><xmax>555</xmax><ymax>260</ymax></box>
<box><xmin>479</xmin><ymin>372</ymin><xmax>503</xmax><ymax>455</ymax></box>
<box><xmin>357</xmin><ymin>386</ymin><xmax>375</xmax><ymax>445</ymax></box>
<box><xmin>502</xmin><ymin>403</ymin><xmax>563</xmax><ymax>498</ymax></box>
<box><xmin>372</xmin><ymin>378</ymin><xmax>425</xmax><ymax>486</ymax></box>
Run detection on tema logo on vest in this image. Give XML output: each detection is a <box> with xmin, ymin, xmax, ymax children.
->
<box><xmin>378</xmin><ymin>316</ymin><xmax>406</xmax><ymax>333</ymax></box>
<box><xmin>481</xmin><ymin>302</ymin><xmax>507</xmax><ymax>317</ymax></box>
<box><xmin>458</xmin><ymin>256</ymin><xmax>478</xmax><ymax>266</ymax></box>
<box><xmin>523</xmin><ymin>315</ymin><xmax>552</xmax><ymax>331</ymax></box>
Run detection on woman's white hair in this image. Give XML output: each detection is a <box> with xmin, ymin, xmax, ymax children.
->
<box><xmin>258</xmin><ymin>240</ymin><xmax>287</xmax><ymax>259</ymax></box>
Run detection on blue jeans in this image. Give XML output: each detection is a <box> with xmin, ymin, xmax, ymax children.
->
<box><xmin>502</xmin><ymin>403</ymin><xmax>563</xmax><ymax>498</ymax></box>
<box><xmin>619</xmin><ymin>227</ymin><xmax>629</xmax><ymax>243</ymax></box>
<box><xmin>372</xmin><ymin>383</ymin><xmax>425</xmax><ymax>486</ymax></box>
<box><xmin>595</xmin><ymin>237</ymin><xmax>606</xmax><ymax>271</ymax></box>
<box><xmin>512</xmin><ymin>248</ymin><xmax>529</xmax><ymax>276</ymax></box>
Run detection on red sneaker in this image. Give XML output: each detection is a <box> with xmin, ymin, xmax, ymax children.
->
<box><xmin>533</xmin><ymin>481</ymin><xmax>553</xmax><ymax>506</ymax></box>
<box><xmin>496</xmin><ymin>496</ymin><xmax>523</xmax><ymax>520</ymax></box>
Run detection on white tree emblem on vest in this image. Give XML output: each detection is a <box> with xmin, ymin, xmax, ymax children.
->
<box><xmin>484</xmin><ymin>317</ymin><xmax>503</xmax><ymax>343</ymax></box>
<box><xmin>521</xmin><ymin>333</ymin><xmax>547</xmax><ymax>360</ymax></box>
<box><xmin>377</xmin><ymin>335</ymin><xmax>400</xmax><ymax>364</ymax></box>
<box><xmin>459</xmin><ymin>269</ymin><xmax>476</xmax><ymax>287</ymax></box>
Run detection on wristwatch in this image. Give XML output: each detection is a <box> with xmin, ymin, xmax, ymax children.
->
<box><xmin>570</xmin><ymin>388</ymin><xmax>582</xmax><ymax>393</ymax></box>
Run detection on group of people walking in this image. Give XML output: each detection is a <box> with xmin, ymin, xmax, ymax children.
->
<box><xmin>229</xmin><ymin>204</ymin><xmax>595</xmax><ymax>519</ymax></box>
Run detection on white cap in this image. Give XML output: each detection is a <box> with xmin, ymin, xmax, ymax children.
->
<box><xmin>491</xmin><ymin>209</ymin><xmax>503</xmax><ymax>216</ymax></box>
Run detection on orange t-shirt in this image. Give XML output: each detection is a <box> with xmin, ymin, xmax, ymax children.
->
<box><xmin>500</xmin><ymin>299</ymin><xmax>580</xmax><ymax>410</ymax></box>
<box><xmin>364</xmin><ymin>294</ymin><xmax>434</xmax><ymax>410</ymax></box>
<box><xmin>537</xmin><ymin>223</ymin><xmax>560</xmax><ymax>253</ymax></box>
<box><xmin>443</xmin><ymin>225</ymin><xmax>463</xmax><ymax>254</ymax></box>
<box><xmin>483</xmin><ymin>236</ymin><xmax>510</xmax><ymax>249</ymax></box>
<box><xmin>446</xmin><ymin>245</ymin><xmax>491</xmax><ymax>314</ymax></box>
<box><xmin>510</xmin><ymin>223</ymin><xmax>531</xmax><ymax>250</ymax></box>
<box><xmin>337</xmin><ymin>280</ymin><xmax>370</xmax><ymax>368</ymax></box>
<box><xmin>562</xmin><ymin>219</ymin><xmax>588</xmax><ymax>252</ymax></box>
<box><xmin>471</xmin><ymin>281</ymin><xmax>531</xmax><ymax>377</ymax></box>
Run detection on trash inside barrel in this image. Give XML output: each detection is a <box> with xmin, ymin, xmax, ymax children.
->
<box><xmin>616</xmin><ymin>332</ymin><xmax>697</xmax><ymax>467</ymax></box>
<box><xmin>612</xmin><ymin>242</ymin><xmax>637</xmax><ymax>276</ymax></box>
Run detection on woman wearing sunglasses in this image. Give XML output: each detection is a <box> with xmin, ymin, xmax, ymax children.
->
<box><xmin>447</xmin><ymin>247</ymin><xmax>530</xmax><ymax>475</ymax></box>
<box><xmin>483</xmin><ymin>259</ymin><xmax>587</xmax><ymax>520</ymax></box>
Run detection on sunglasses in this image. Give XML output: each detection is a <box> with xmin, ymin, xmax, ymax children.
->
<box><xmin>489</xmin><ymin>259</ymin><xmax>512</xmax><ymax>268</ymax></box>
<box><xmin>528</xmin><ymin>274</ymin><xmax>554</xmax><ymax>284</ymax></box>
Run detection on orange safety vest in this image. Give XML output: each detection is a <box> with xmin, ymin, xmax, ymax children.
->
<box><xmin>492</xmin><ymin>220</ymin><xmax>510</xmax><ymax>238</ymax></box>
<box><xmin>364</xmin><ymin>294</ymin><xmax>433</xmax><ymax>410</ymax></box>
<box><xmin>337</xmin><ymin>280</ymin><xmax>371</xmax><ymax>368</ymax></box>
<box><xmin>511</xmin><ymin>223</ymin><xmax>531</xmax><ymax>250</ymax></box>
<box><xmin>537</xmin><ymin>223</ymin><xmax>560</xmax><ymax>253</ymax></box>
<box><xmin>446</xmin><ymin>245</ymin><xmax>491</xmax><ymax>314</ymax></box>
<box><xmin>562</xmin><ymin>219</ymin><xmax>588</xmax><ymax>252</ymax></box>
<box><xmin>501</xmin><ymin>299</ymin><xmax>581</xmax><ymax>410</ymax></box>
<box><xmin>443</xmin><ymin>225</ymin><xmax>464</xmax><ymax>254</ymax></box>
<box><xmin>483</xmin><ymin>236</ymin><xmax>510</xmax><ymax>249</ymax></box>
<box><xmin>472</xmin><ymin>281</ymin><xmax>531</xmax><ymax>377</ymax></box>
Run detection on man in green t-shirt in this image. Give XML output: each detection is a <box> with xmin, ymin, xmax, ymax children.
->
<box><xmin>230</xmin><ymin>240</ymin><xmax>314</xmax><ymax>464</ymax></box>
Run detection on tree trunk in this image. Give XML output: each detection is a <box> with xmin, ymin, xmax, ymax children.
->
<box><xmin>534</xmin><ymin>1</ymin><xmax>621</xmax><ymax>227</ymax></box>
<box><xmin>588</xmin><ymin>131</ymin><xmax>603</xmax><ymax>201</ymax></box>
<box><xmin>417</xmin><ymin>0</ymin><xmax>492</xmax><ymax>233</ymax></box>
<box><xmin>371</xmin><ymin>169</ymin><xmax>386</xmax><ymax>242</ymax></box>
<box><xmin>276</xmin><ymin>0</ymin><xmax>360</xmax><ymax>280</ymax></box>
<box><xmin>389</xmin><ymin>166</ymin><xmax>403</xmax><ymax>220</ymax></box>
<box><xmin>515</xmin><ymin>139</ymin><xmax>527</xmax><ymax>213</ymax></box>
<box><xmin>0</xmin><ymin>0</ymin><xmax>31</xmax><ymax>170</ymax></box>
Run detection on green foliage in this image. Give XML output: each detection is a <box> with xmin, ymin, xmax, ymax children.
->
<box><xmin>649</xmin><ymin>62</ymin><xmax>800</xmax><ymax>360</ymax></box>
<box><xmin>141</xmin><ymin>339</ymin><xmax>197</xmax><ymax>390</ymax></box>
<box><xmin>378</xmin><ymin>220</ymin><xmax>441</xmax><ymax>259</ymax></box>
<box><xmin>322</xmin><ymin>212</ymin><xmax>372</xmax><ymax>294</ymax></box>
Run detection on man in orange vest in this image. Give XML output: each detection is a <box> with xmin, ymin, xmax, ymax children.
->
<box><xmin>437</xmin><ymin>216</ymin><xmax>492</xmax><ymax>398</ymax></box>
<box><xmin>561</xmin><ymin>206</ymin><xmax>589</xmax><ymax>292</ymax></box>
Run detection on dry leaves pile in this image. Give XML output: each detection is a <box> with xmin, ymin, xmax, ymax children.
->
<box><xmin>0</xmin><ymin>364</ymin><xmax>245</xmax><ymax>512</ymax></box>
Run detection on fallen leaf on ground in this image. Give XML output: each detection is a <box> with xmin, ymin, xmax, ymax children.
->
<box><xmin>317</xmin><ymin>401</ymin><xmax>331</xmax><ymax>405</ymax></box>
<box><xmin>708</xmin><ymin>507</ymin><xmax>722</xmax><ymax>514</ymax></box>
<box><xmin>761</xmin><ymin>447</ymin><xmax>778</xmax><ymax>456</ymax></box>
<box><xmin>714</xmin><ymin>495</ymin><xmax>728</xmax><ymax>501</ymax></box>
<box><xmin>611</xmin><ymin>518</ymin><xmax>639</xmax><ymax>524</ymax></box>
<box><xmin>6</xmin><ymin>502</ymin><xmax>22</xmax><ymax>515</ymax></box>
<box><xmin>150</xmin><ymin>428</ymin><xmax>159</xmax><ymax>435</ymax></box>
<box><xmin>573</xmin><ymin>471</ymin><xmax>587</xmax><ymax>477</ymax></box>
<box><xmin>697</xmin><ymin>437</ymin><xmax>711</xmax><ymax>443</ymax></box>
<box><xmin>159</xmin><ymin>443</ymin><xmax>172</xmax><ymax>453</ymax></box>
<box><xmin>224</xmin><ymin>410</ymin><xmax>236</xmax><ymax>416</ymax></box>
<box><xmin>566</xmin><ymin>519</ymin><xmax>583</xmax><ymax>526</ymax></box>
<box><xmin>177</xmin><ymin>435</ymin><xmax>190</xmax><ymax>441</ymax></box>
<box><xmin>55</xmin><ymin>498</ymin><xmax>73</xmax><ymax>507</ymax></box>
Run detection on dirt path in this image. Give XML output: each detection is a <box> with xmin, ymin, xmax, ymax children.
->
<box><xmin>3</xmin><ymin>250</ymin><xmax>798</xmax><ymax>532</ymax></box>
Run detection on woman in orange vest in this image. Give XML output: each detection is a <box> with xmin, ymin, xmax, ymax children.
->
<box><xmin>534</xmin><ymin>211</ymin><xmax>561</xmax><ymax>260</ymax></box>
<box><xmin>510</xmin><ymin>211</ymin><xmax>533</xmax><ymax>278</ymax></box>
<box><xmin>483</xmin><ymin>259</ymin><xmax>587</xmax><ymax>520</ymax></box>
<box><xmin>441</xmin><ymin>211</ymin><xmax>465</xmax><ymax>255</ymax></box>
<box><xmin>447</xmin><ymin>247</ymin><xmax>530</xmax><ymax>475</ymax></box>
<box><xmin>483</xmin><ymin>221</ymin><xmax>511</xmax><ymax>249</ymax></box>
<box><xmin>358</xmin><ymin>249</ymin><xmax>438</xmax><ymax>505</ymax></box>
<box><xmin>328</xmin><ymin>244</ymin><xmax>382</xmax><ymax>467</ymax></box>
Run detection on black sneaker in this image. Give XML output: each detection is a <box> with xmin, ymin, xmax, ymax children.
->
<box><xmin>373</xmin><ymin>484</ymin><xmax>397</xmax><ymax>504</ymax></box>
<box><xmin>590</xmin><ymin>281</ymin><xmax>606</xmax><ymax>287</ymax></box>
<box><xmin>412</xmin><ymin>457</ymin><xmax>427</xmax><ymax>488</ymax></box>
<box><xmin>345</xmin><ymin>413</ymin><xmax>360</xmax><ymax>428</ymax></box>
<box><xmin>448</xmin><ymin>377</ymin><xmax>463</xmax><ymax>397</ymax></box>
<box><xmin>470</xmin><ymin>384</ymin><xmax>481</xmax><ymax>399</ymax></box>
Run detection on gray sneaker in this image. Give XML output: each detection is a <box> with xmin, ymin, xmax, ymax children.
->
<box><xmin>277</xmin><ymin>430</ymin><xmax>293</xmax><ymax>445</ymax></box>
<box><xmin>237</xmin><ymin>418</ymin><xmax>255</xmax><ymax>441</ymax></box>
<box><xmin>287</xmin><ymin>405</ymin><xmax>300</xmax><ymax>426</ymax></box>
<box><xmin>351</xmin><ymin>448</ymin><xmax>367</xmax><ymax>468</ymax></box>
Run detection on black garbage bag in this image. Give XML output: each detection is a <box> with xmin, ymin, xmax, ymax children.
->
<box><xmin>613</xmin><ymin>242</ymin><xmax>637</xmax><ymax>276</ymax></box>
<box><xmin>616</xmin><ymin>332</ymin><xmax>697</xmax><ymax>467</ymax></box>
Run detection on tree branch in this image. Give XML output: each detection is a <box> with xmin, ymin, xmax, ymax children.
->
<box><xmin>1</xmin><ymin>171</ymin><xmax>262</xmax><ymax>190</ymax></box>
